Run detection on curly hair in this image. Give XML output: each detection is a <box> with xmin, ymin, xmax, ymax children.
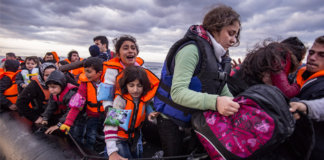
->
<box><xmin>113</xmin><ymin>35</ymin><xmax>139</xmax><ymax>56</ymax></box>
<box><xmin>242</xmin><ymin>40</ymin><xmax>299</xmax><ymax>84</ymax></box>
<box><xmin>118</xmin><ymin>66</ymin><xmax>151</xmax><ymax>97</ymax></box>
<box><xmin>202</xmin><ymin>5</ymin><xmax>241</xmax><ymax>46</ymax></box>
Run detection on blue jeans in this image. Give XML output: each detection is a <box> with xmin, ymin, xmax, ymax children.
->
<box><xmin>115</xmin><ymin>131</ymin><xmax>143</xmax><ymax>159</ymax></box>
<box><xmin>70</xmin><ymin>117</ymin><xmax>99</xmax><ymax>151</ymax></box>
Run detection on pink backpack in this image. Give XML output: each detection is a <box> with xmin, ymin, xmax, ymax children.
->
<box><xmin>192</xmin><ymin>85</ymin><xmax>295</xmax><ymax>160</ymax></box>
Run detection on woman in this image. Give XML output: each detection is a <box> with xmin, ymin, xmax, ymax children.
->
<box><xmin>154</xmin><ymin>5</ymin><xmax>241</xmax><ymax>157</ymax></box>
<box><xmin>17</xmin><ymin>63</ymin><xmax>56</xmax><ymax>123</ymax></box>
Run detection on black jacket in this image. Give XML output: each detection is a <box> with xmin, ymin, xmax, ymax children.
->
<box><xmin>0</xmin><ymin>75</ymin><xmax>13</xmax><ymax>110</ymax></box>
<box><xmin>16</xmin><ymin>79</ymin><xmax>47</xmax><ymax>122</ymax></box>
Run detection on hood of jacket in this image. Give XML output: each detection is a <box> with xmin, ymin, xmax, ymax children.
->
<box><xmin>45</xmin><ymin>70</ymin><xmax>67</xmax><ymax>89</ymax></box>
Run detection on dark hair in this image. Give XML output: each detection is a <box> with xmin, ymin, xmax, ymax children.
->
<box><xmin>4</xmin><ymin>60</ymin><xmax>20</xmax><ymax>72</ymax></box>
<box><xmin>281</xmin><ymin>37</ymin><xmax>306</xmax><ymax>62</ymax></box>
<box><xmin>315</xmin><ymin>35</ymin><xmax>324</xmax><ymax>45</ymax></box>
<box><xmin>118</xmin><ymin>66</ymin><xmax>151</xmax><ymax>97</ymax></box>
<box><xmin>242</xmin><ymin>40</ymin><xmax>299</xmax><ymax>83</ymax></box>
<box><xmin>67</xmin><ymin>50</ymin><xmax>79</xmax><ymax>61</ymax></box>
<box><xmin>202</xmin><ymin>5</ymin><xmax>241</xmax><ymax>46</ymax></box>
<box><xmin>6</xmin><ymin>52</ymin><xmax>16</xmax><ymax>58</ymax></box>
<box><xmin>113</xmin><ymin>35</ymin><xmax>139</xmax><ymax>56</ymax></box>
<box><xmin>58</xmin><ymin>60</ymin><xmax>69</xmax><ymax>66</ymax></box>
<box><xmin>84</xmin><ymin>57</ymin><xmax>103</xmax><ymax>72</ymax></box>
<box><xmin>25</xmin><ymin>56</ymin><xmax>40</xmax><ymax>66</ymax></box>
<box><xmin>45</xmin><ymin>52</ymin><xmax>54</xmax><ymax>56</ymax></box>
<box><xmin>93</xmin><ymin>36</ymin><xmax>108</xmax><ymax>49</ymax></box>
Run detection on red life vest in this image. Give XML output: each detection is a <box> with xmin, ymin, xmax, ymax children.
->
<box><xmin>52</xmin><ymin>83</ymin><xmax>77</xmax><ymax>114</ymax></box>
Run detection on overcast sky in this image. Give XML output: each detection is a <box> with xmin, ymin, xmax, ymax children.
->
<box><xmin>0</xmin><ymin>0</ymin><xmax>323</xmax><ymax>62</ymax></box>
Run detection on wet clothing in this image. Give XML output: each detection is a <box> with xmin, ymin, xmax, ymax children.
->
<box><xmin>295</xmin><ymin>67</ymin><xmax>324</xmax><ymax>160</ymax></box>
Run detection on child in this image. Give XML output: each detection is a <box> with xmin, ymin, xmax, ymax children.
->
<box><xmin>0</xmin><ymin>60</ymin><xmax>20</xmax><ymax>111</ymax></box>
<box><xmin>59</xmin><ymin>57</ymin><xmax>105</xmax><ymax>151</ymax></box>
<box><xmin>39</xmin><ymin>70</ymin><xmax>78</xmax><ymax>134</ymax></box>
<box><xmin>16</xmin><ymin>56</ymin><xmax>39</xmax><ymax>93</ymax></box>
<box><xmin>104</xmin><ymin>66</ymin><xmax>159</xmax><ymax>159</ymax></box>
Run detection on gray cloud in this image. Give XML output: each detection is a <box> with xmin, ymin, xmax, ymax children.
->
<box><xmin>1</xmin><ymin>0</ymin><xmax>324</xmax><ymax>61</ymax></box>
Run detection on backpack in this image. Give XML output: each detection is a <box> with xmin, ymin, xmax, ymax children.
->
<box><xmin>191</xmin><ymin>84</ymin><xmax>296</xmax><ymax>160</ymax></box>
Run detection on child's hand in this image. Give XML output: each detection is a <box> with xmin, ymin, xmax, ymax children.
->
<box><xmin>34</xmin><ymin>116</ymin><xmax>43</xmax><ymax>124</ymax></box>
<box><xmin>22</xmin><ymin>84</ymin><xmax>27</xmax><ymax>88</ymax></box>
<box><xmin>148</xmin><ymin>112</ymin><xmax>160</xmax><ymax>122</ymax></box>
<box><xmin>109</xmin><ymin>151</ymin><xmax>127</xmax><ymax>160</ymax></box>
<box><xmin>59</xmin><ymin>124</ymin><xmax>71</xmax><ymax>135</ymax></box>
<box><xmin>8</xmin><ymin>104</ymin><xmax>17</xmax><ymax>111</ymax></box>
<box><xmin>45</xmin><ymin>125</ymin><xmax>59</xmax><ymax>134</ymax></box>
<box><xmin>41</xmin><ymin>120</ymin><xmax>48</xmax><ymax>125</ymax></box>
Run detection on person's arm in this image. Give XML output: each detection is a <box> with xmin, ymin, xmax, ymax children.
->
<box><xmin>271</xmin><ymin>70</ymin><xmax>300</xmax><ymax>98</ymax></box>
<box><xmin>170</xmin><ymin>44</ymin><xmax>218</xmax><ymax>111</ymax></box>
<box><xmin>16</xmin><ymin>80</ymin><xmax>45</xmax><ymax>122</ymax></box>
<box><xmin>15</xmin><ymin>72</ymin><xmax>25</xmax><ymax>87</ymax></box>
<box><xmin>0</xmin><ymin>76</ymin><xmax>12</xmax><ymax>109</ymax></box>
<box><xmin>41</xmin><ymin>95</ymin><xmax>57</xmax><ymax>121</ymax></box>
<box><xmin>101</xmin><ymin>68</ymin><xmax>119</xmax><ymax>109</ymax></box>
<box><xmin>104</xmin><ymin>95</ymin><xmax>126</xmax><ymax>156</ymax></box>
<box><xmin>301</xmin><ymin>98</ymin><xmax>324</xmax><ymax>121</ymax></box>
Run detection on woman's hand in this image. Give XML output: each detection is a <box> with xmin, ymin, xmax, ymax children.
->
<box><xmin>45</xmin><ymin>125</ymin><xmax>59</xmax><ymax>134</ymax></box>
<box><xmin>109</xmin><ymin>151</ymin><xmax>127</xmax><ymax>160</ymax></box>
<box><xmin>216</xmin><ymin>96</ymin><xmax>240</xmax><ymax>116</ymax></box>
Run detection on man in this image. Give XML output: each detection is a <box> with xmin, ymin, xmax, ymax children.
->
<box><xmin>290</xmin><ymin>35</ymin><xmax>324</xmax><ymax>160</ymax></box>
<box><xmin>64</xmin><ymin>50</ymin><xmax>83</xmax><ymax>80</ymax></box>
<box><xmin>1</xmin><ymin>53</ymin><xmax>17</xmax><ymax>68</ymax></box>
<box><xmin>93</xmin><ymin>35</ymin><xmax>114</xmax><ymax>61</ymax></box>
<box><xmin>66</xmin><ymin>50</ymin><xmax>80</xmax><ymax>63</ymax></box>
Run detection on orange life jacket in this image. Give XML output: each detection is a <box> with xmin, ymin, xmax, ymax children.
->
<box><xmin>63</xmin><ymin>58</ymin><xmax>84</xmax><ymax>79</ymax></box>
<box><xmin>1</xmin><ymin>71</ymin><xmax>20</xmax><ymax>104</ymax></box>
<box><xmin>101</xmin><ymin>57</ymin><xmax>144</xmax><ymax>82</ymax></box>
<box><xmin>115</xmin><ymin>68</ymin><xmax>160</xmax><ymax>139</ymax></box>
<box><xmin>51</xmin><ymin>51</ymin><xmax>60</xmax><ymax>63</ymax></box>
<box><xmin>296</xmin><ymin>66</ymin><xmax>324</xmax><ymax>87</ymax></box>
<box><xmin>78</xmin><ymin>75</ymin><xmax>104</xmax><ymax>113</ymax></box>
<box><xmin>28</xmin><ymin>76</ymin><xmax>51</xmax><ymax>108</ymax></box>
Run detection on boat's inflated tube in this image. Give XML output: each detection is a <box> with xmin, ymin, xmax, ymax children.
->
<box><xmin>0</xmin><ymin>112</ymin><xmax>82</xmax><ymax>160</ymax></box>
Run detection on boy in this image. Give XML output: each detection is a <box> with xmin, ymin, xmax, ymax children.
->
<box><xmin>60</xmin><ymin>57</ymin><xmax>105</xmax><ymax>151</ymax></box>
<box><xmin>39</xmin><ymin>70</ymin><xmax>78</xmax><ymax>134</ymax></box>
<box><xmin>0</xmin><ymin>60</ymin><xmax>20</xmax><ymax>111</ymax></box>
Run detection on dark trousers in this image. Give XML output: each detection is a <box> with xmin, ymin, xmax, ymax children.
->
<box><xmin>157</xmin><ymin>116</ymin><xmax>185</xmax><ymax>157</ymax></box>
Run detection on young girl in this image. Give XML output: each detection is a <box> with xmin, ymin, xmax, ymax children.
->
<box><xmin>104</xmin><ymin>66</ymin><xmax>159</xmax><ymax>160</ymax></box>
<box><xmin>16</xmin><ymin>56</ymin><xmax>39</xmax><ymax>92</ymax></box>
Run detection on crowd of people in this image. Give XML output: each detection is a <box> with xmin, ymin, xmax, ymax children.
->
<box><xmin>0</xmin><ymin>4</ymin><xmax>324</xmax><ymax>160</ymax></box>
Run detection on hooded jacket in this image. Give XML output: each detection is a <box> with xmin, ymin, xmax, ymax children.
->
<box><xmin>42</xmin><ymin>70</ymin><xmax>78</xmax><ymax>122</ymax></box>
